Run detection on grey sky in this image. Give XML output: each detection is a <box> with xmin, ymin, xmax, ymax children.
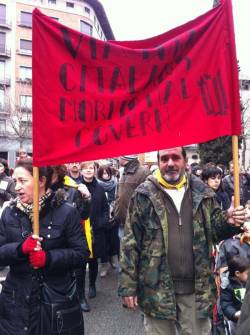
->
<box><xmin>100</xmin><ymin>0</ymin><xmax>250</xmax><ymax>76</ymax></box>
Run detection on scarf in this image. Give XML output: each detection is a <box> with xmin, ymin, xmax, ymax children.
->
<box><xmin>97</xmin><ymin>177</ymin><xmax>117</xmax><ymax>193</ymax></box>
<box><xmin>154</xmin><ymin>168</ymin><xmax>187</xmax><ymax>190</ymax></box>
<box><xmin>16</xmin><ymin>191</ymin><xmax>51</xmax><ymax>222</ymax></box>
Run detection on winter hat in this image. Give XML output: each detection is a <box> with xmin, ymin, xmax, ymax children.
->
<box><xmin>120</xmin><ymin>155</ymin><xmax>138</xmax><ymax>161</ymax></box>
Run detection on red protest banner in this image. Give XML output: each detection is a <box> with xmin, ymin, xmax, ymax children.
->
<box><xmin>32</xmin><ymin>0</ymin><xmax>241</xmax><ymax>166</ymax></box>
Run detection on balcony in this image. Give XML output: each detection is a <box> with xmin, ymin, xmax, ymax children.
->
<box><xmin>0</xmin><ymin>103</ymin><xmax>10</xmax><ymax>116</ymax></box>
<box><xmin>0</xmin><ymin>45</ymin><xmax>11</xmax><ymax>57</ymax></box>
<box><xmin>16</xmin><ymin>77</ymin><xmax>32</xmax><ymax>85</ymax></box>
<box><xmin>18</xmin><ymin>20</ymin><xmax>32</xmax><ymax>28</ymax></box>
<box><xmin>17</xmin><ymin>49</ymin><xmax>32</xmax><ymax>56</ymax></box>
<box><xmin>0</xmin><ymin>17</ymin><xmax>11</xmax><ymax>29</ymax></box>
<box><xmin>20</xmin><ymin>106</ymin><xmax>32</xmax><ymax>114</ymax></box>
<box><xmin>0</xmin><ymin>77</ymin><xmax>11</xmax><ymax>87</ymax></box>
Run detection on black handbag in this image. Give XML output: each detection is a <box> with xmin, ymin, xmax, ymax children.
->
<box><xmin>40</xmin><ymin>279</ymin><xmax>84</xmax><ymax>335</ymax></box>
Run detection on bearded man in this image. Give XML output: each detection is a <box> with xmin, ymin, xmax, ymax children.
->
<box><xmin>119</xmin><ymin>147</ymin><xmax>246</xmax><ymax>335</ymax></box>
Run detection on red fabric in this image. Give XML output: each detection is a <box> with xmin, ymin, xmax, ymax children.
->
<box><xmin>22</xmin><ymin>235</ymin><xmax>38</xmax><ymax>254</ymax></box>
<box><xmin>29</xmin><ymin>250</ymin><xmax>46</xmax><ymax>268</ymax></box>
<box><xmin>32</xmin><ymin>0</ymin><xmax>241</xmax><ymax>166</ymax></box>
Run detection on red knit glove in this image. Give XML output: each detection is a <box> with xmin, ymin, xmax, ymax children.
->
<box><xmin>29</xmin><ymin>250</ymin><xmax>46</xmax><ymax>268</ymax></box>
<box><xmin>22</xmin><ymin>236</ymin><xmax>38</xmax><ymax>254</ymax></box>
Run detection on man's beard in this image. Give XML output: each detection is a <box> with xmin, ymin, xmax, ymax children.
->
<box><xmin>163</xmin><ymin>171</ymin><xmax>181</xmax><ymax>184</ymax></box>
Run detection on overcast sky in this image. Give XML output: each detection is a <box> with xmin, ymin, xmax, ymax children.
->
<box><xmin>100</xmin><ymin>0</ymin><xmax>250</xmax><ymax>76</ymax></box>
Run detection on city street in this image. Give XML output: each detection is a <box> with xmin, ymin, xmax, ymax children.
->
<box><xmin>0</xmin><ymin>266</ymin><xmax>144</xmax><ymax>335</ymax></box>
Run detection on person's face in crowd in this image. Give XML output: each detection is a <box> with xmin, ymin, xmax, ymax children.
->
<box><xmin>158</xmin><ymin>147</ymin><xmax>187</xmax><ymax>184</ymax></box>
<box><xmin>68</xmin><ymin>162</ymin><xmax>80</xmax><ymax>174</ymax></box>
<box><xmin>0</xmin><ymin>163</ymin><xmax>5</xmax><ymax>174</ymax></box>
<box><xmin>235</xmin><ymin>269</ymin><xmax>249</xmax><ymax>284</ymax></box>
<box><xmin>82</xmin><ymin>163</ymin><xmax>95</xmax><ymax>182</ymax></box>
<box><xmin>19</xmin><ymin>150</ymin><xmax>28</xmax><ymax>159</ymax></box>
<box><xmin>102</xmin><ymin>169</ymin><xmax>110</xmax><ymax>181</ymax></box>
<box><xmin>207</xmin><ymin>174</ymin><xmax>222</xmax><ymax>191</ymax></box>
<box><xmin>13</xmin><ymin>167</ymin><xmax>34</xmax><ymax>204</ymax></box>
<box><xmin>195</xmin><ymin>169</ymin><xmax>202</xmax><ymax>177</ymax></box>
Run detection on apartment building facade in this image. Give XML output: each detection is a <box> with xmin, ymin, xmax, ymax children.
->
<box><xmin>239</xmin><ymin>75</ymin><xmax>250</xmax><ymax>169</ymax></box>
<box><xmin>0</xmin><ymin>0</ymin><xmax>114</xmax><ymax>167</ymax></box>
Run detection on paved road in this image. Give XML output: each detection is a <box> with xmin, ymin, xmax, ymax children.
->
<box><xmin>85</xmin><ymin>267</ymin><xmax>143</xmax><ymax>335</ymax></box>
<box><xmin>0</xmin><ymin>266</ymin><xmax>144</xmax><ymax>335</ymax></box>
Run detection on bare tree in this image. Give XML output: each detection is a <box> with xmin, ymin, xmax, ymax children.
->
<box><xmin>241</xmin><ymin>99</ymin><xmax>250</xmax><ymax>168</ymax></box>
<box><xmin>4</xmin><ymin>82</ymin><xmax>32</xmax><ymax>148</ymax></box>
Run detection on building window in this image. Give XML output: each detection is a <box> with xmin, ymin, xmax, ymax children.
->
<box><xmin>0</xmin><ymin>60</ymin><xmax>5</xmax><ymax>80</ymax></box>
<box><xmin>84</xmin><ymin>6</ymin><xmax>90</xmax><ymax>14</ymax></box>
<box><xmin>20</xmin><ymin>66</ymin><xmax>32</xmax><ymax>81</ymax></box>
<box><xmin>241</xmin><ymin>80</ymin><xmax>250</xmax><ymax>91</ymax></box>
<box><xmin>0</xmin><ymin>31</ymin><xmax>6</xmax><ymax>53</ymax></box>
<box><xmin>0</xmin><ymin>4</ymin><xmax>6</xmax><ymax>25</ymax></box>
<box><xmin>20</xmin><ymin>95</ymin><xmax>32</xmax><ymax>110</ymax></box>
<box><xmin>0</xmin><ymin>89</ymin><xmax>4</xmax><ymax>109</ymax></box>
<box><xmin>66</xmin><ymin>2</ymin><xmax>74</xmax><ymax>8</ymax></box>
<box><xmin>0</xmin><ymin>151</ymin><xmax>7</xmax><ymax>159</ymax></box>
<box><xmin>48</xmin><ymin>0</ymin><xmax>56</xmax><ymax>4</ymax></box>
<box><xmin>20</xmin><ymin>11</ymin><xmax>32</xmax><ymax>27</ymax></box>
<box><xmin>80</xmin><ymin>21</ymin><xmax>92</xmax><ymax>36</ymax></box>
<box><xmin>20</xmin><ymin>39</ymin><xmax>32</xmax><ymax>54</ymax></box>
<box><xmin>50</xmin><ymin>16</ymin><xmax>59</xmax><ymax>21</ymax></box>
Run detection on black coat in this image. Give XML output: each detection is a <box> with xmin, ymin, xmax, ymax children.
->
<box><xmin>216</xmin><ymin>237</ymin><xmax>250</xmax><ymax>270</ymax></box>
<box><xmin>237</xmin><ymin>274</ymin><xmax>250</xmax><ymax>335</ymax></box>
<box><xmin>220</xmin><ymin>277</ymin><xmax>245</xmax><ymax>322</ymax></box>
<box><xmin>222</xmin><ymin>174</ymin><xmax>249</xmax><ymax>206</ymax></box>
<box><xmin>0</xmin><ymin>192</ymin><xmax>89</xmax><ymax>335</ymax></box>
<box><xmin>0</xmin><ymin>173</ymin><xmax>16</xmax><ymax>208</ymax></box>
<box><xmin>82</xmin><ymin>178</ymin><xmax>109</xmax><ymax>258</ymax></box>
<box><xmin>215</xmin><ymin>187</ymin><xmax>231</xmax><ymax>210</ymax></box>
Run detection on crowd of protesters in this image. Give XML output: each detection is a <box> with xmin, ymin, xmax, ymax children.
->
<box><xmin>1</xmin><ymin>148</ymin><xmax>250</xmax><ymax>334</ymax></box>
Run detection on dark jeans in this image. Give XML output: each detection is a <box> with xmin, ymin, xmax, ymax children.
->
<box><xmin>75</xmin><ymin>258</ymin><xmax>98</xmax><ymax>299</ymax></box>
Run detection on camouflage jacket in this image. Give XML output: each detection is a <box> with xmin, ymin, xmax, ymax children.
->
<box><xmin>118</xmin><ymin>174</ymin><xmax>240</xmax><ymax>320</ymax></box>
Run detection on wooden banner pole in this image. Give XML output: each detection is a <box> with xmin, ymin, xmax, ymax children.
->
<box><xmin>232</xmin><ymin>135</ymin><xmax>240</xmax><ymax>208</ymax></box>
<box><xmin>33</xmin><ymin>166</ymin><xmax>40</xmax><ymax>236</ymax></box>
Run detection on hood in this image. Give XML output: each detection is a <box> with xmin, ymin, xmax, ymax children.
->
<box><xmin>123</xmin><ymin>159</ymin><xmax>140</xmax><ymax>174</ymax></box>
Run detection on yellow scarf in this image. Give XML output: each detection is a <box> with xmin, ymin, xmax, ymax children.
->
<box><xmin>154</xmin><ymin>169</ymin><xmax>187</xmax><ymax>190</ymax></box>
<box><xmin>64</xmin><ymin>175</ymin><xmax>78</xmax><ymax>188</ymax></box>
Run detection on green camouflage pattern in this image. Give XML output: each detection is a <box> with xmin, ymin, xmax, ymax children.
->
<box><xmin>118</xmin><ymin>174</ymin><xmax>240</xmax><ymax>320</ymax></box>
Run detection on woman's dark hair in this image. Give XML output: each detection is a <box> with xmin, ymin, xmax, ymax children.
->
<box><xmin>51</xmin><ymin>165</ymin><xmax>67</xmax><ymax>185</ymax></box>
<box><xmin>228</xmin><ymin>255</ymin><xmax>250</xmax><ymax>277</ymax></box>
<box><xmin>0</xmin><ymin>158</ymin><xmax>10</xmax><ymax>176</ymax></box>
<box><xmin>97</xmin><ymin>165</ymin><xmax>112</xmax><ymax>180</ymax></box>
<box><xmin>15</xmin><ymin>158</ymin><xmax>53</xmax><ymax>190</ymax></box>
<box><xmin>192</xmin><ymin>165</ymin><xmax>202</xmax><ymax>175</ymax></box>
<box><xmin>201</xmin><ymin>166</ymin><xmax>222</xmax><ymax>182</ymax></box>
